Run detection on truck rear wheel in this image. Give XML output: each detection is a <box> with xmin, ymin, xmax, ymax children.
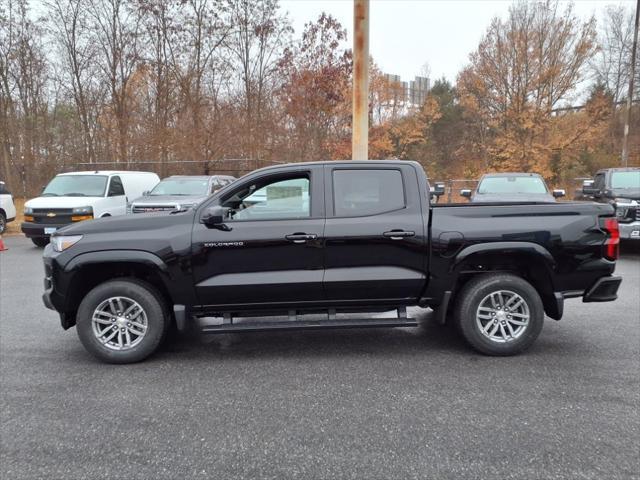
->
<box><xmin>454</xmin><ymin>273</ymin><xmax>544</xmax><ymax>356</ymax></box>
<box><xmin>76</xmin><ymin>279</ymin><xmax>169</xmax><ymax>364</ymax></box>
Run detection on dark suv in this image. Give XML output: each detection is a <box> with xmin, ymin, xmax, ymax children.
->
<box><xmin>582</xmin><ymin>167</ymin><xmax>640</xmax><ymax>240</ymax></box>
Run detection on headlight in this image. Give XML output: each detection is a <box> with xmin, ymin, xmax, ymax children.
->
<box><xmin>72</xmin><ymin>206</ymin><xmax>93</xmax><ymax>215</ymax></box>
<box><xmin>614</xmin><ymin>199</ymin><xmax>636</xmax><ymax>219</ymax></box>
<box><xmin>174</xmin><ymin>203</ymin><xmax>196</xmax><ymax>211</ymax></box>
<box><xmin>71</xmin><ymin>206</ymin><xmax>93</xmax><ymax>221</ymax></box>
<box><xmin>51</xmin><ymin>235</ymin><xmax>83</xmax><ymax>252</ymax></box>
<box><xmin>24</xmin><ymin>206</ymin><xmax>33</xmax><ymax>214</ymax></box>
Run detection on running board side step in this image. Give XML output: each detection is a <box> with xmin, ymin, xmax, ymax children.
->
<box><xmin>200</xmin><ymin>318</ymin><xmax>418</xmax><ymax>334</ymax></box>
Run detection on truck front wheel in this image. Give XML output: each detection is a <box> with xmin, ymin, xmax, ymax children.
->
<box><xmin>454</xmin><ymin>273</ymin><xmax>544</xmax><ymax>356</ymax></box>
<box><xmin>76</xmin><ymin>279</ymin><xmax>169</xmax><ymax>364</ymax></box>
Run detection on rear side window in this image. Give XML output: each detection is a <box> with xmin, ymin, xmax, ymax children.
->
<box><xmin>108</xmin><ymin>176</ymin><xmax>125</xmax><ymax>196</ymax></box>
<box><xmin>333</xmin><ymin>169</ymin><xmax>405</xmax><ymax>217</ymax></box>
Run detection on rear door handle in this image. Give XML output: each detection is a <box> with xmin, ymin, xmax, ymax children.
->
<box><xmin>383</xmin><ymin>230</ymin><xmax>415</xmax><ymax>240</ymax></box>
<box><xmin>285</xmin><ymin>233</ymin><xmax>318</xmax><ymax>244</ymax></box>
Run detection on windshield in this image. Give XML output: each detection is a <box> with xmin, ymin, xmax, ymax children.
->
<box><xmin>42</xmin><ymin>175</ymin><xmax>107</xmax><ymax>197</ymax></box>
<box><xmin>611</xmin><ymin>171</ymin><xmax>640</xmax><ymax>189</ymax></box>
<box><xmin>149</xmin><ymin>178</ymin><xmax>209</xmax><ymax>196</ymax></box>
<box><xmin>477</xmin><ymin>176</ymin><xmax>547</xmax><ymax>194</ymax></box>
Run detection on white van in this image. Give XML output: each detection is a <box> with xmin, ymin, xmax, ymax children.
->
<box><xmin>22</xmin><ymin>171</ymin><xmax>159</xmax><ymax>247</ymax></box>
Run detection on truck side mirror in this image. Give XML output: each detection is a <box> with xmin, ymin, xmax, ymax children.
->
<box><xmin>460</xmin><ymin>189</ymin><xmax>472</xmax><ymax>198</ymax></box>
<box><xmin>201</xmin><ymin>205</ymin><xmax>230</xmax><ymax>230</ymax></box>
<box><xmin>552</xmin><ymin>189</ymin><xmax>565</xmax><ymax>198</ymax></box>
<box><xmin>432</xmin><ymin>182</ymin><xmax>445</xmax><ymax>197</ymax></box>
<box><xmin>582</xmin><ymin>180</ymin><xmax>597</xmax><ymax>196</ymax></box>
<box><xmin>142</xmin><ymin>190</ymin><xmax>150</xmax><ymax>196</ymax></box>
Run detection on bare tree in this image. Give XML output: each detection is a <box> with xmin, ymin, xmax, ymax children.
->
<box><xmin>0</xmin><ymin>0</ymin><xmax>50</xmax><ymax>194</ymax></box>
<box><xmin>88</xmin><ymin>0</ymin><xmax>142</xmax><ymax>164</ymax></box>
<box><xmin>226</xmin><ymin>0</ymin><xmax>292</xmax><ymax>161</ymax></box>
<box><xmin>47</xmin><ymin>0</ymin><xmax>103</xmax><ymax>163</ymax></box>
<box><xmin>591</xmin><ymin>5</ymin><xmax>637</xmax><ymax>102</ymax></box>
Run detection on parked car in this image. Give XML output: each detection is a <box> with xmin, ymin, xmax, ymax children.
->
<box><xmin>42</xmin><ymin>160</ymin><xmax>621</xmax><ymax>364</ymax></box>
<box><xmin>22</xmin><ymin>171</ymin><xmax>159</xmax><ymax>247</ymax></box>
<box><xmin>429</xmin><ymin>182</ymin><xmax>446</xmax><ymax>203</ymax></box>
<box><xmin>129</xmin><ymin>175</ymin><xmax>235</xmax><ymax>214</ymax></box>
<box><xmin>461</xmin><ymin>173</ymin><xmax>565</xmax><ymax>203</ymax></box>
<box><xmin>0</xmin><ymin>181</ymin><xmax>17</xmax><ymax>234</ymax></box>
<box><xmin>582</xmin><ymin>167</ymin><xmax>640</xmax><ymax>240</ymax></box>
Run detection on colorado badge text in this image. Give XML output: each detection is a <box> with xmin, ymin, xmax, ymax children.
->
<box><xmin>204</xmin><ymin>241</ymin><xmax>244</xmax><ymax>248</ymax></box>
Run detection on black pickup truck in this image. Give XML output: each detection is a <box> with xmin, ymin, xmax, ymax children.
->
<box><xmin>581</xmin><ymin>167</ymin><xmax>640</xmax><ymax>240</ymax></box>
<box><xmin>42</xmin><ymin>161</ymin><xmax>622</xmax><ymax>363</ymax></box>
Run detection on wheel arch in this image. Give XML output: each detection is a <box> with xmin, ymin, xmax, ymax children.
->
<box><xmin>451</xmin><ymin>242</ymin><xmax>562</xmax><ymax>320</ymax></box>
<box><xmin>62</xmin><ymin>252</ymin><xmax>174</xmax><ymax>325</ymax></box>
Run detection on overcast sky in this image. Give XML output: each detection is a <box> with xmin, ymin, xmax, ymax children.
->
<box><xmin>280</xmin><ymin>0</ymin><xmax>636</xmax><ymax>84</ymax></box>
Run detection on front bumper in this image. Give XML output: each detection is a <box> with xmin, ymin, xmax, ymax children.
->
<box><xmin>42</xmin><ymin>248</ymin><xmax>76</xmax><ymax>329</ymax></box>
<box><xmin>21</xmin><ymin>221</ymin><xmax>70</xmax><ymax>238</ymax></box>
<box><xmin>618</xmin><ymin>221</ymin><xmax>640</xmax><ymax>240</ymax></box>
<box><xmin>583</xmin><ymin>276</ymin><xmax>622</xmax><ymax>302</ymax></box>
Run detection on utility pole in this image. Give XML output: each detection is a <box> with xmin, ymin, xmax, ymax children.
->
<box><xmin>352</xmin><ymin>0</ymin><xmax>369</xmax><ymax>160</ymax></box>
<box><xmin>622</xmin><ymin>0</ymin><xmax>639</xmax><ymax>167</ymax></box>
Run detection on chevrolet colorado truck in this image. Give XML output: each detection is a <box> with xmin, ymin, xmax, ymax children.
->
<box><xmin>42</xmin><ymin>161</ymin><xmax>622</xmax><ymax>363</ymax></box>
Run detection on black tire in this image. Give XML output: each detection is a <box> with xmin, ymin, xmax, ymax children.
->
<box><xmin>0</xmin><ymin>212</ymin><xmax>6</xmax><ymax>234</ymax></box>
<box><xmin>31</xmin><ymin>237</ymin><xmax>49</xmax><ymax>247</ymax></box>
<box><xmin>454</xmin><ymin>273</ymin><xmax>544</xmax><ymax>356</ymax></box>
<box><xmin>76</xmin><ymin>279</ymin><xmax>169</xmax><ymax>364</ymax></box>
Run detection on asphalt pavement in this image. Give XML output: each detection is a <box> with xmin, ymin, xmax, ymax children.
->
<box><xmin>1</xmin><ymin>236</ymin><xmax>639</xmax><ymax>480</ymax></box>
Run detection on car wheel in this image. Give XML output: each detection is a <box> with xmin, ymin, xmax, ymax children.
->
<box><xmin>454</xmin><ymin>273</ymin><xmax>544</xmax><ymax>356</ymax></box>
<box><xmin>76</xmin><ymin>279</ymin><xmax>169</xmax><ymax>364</ymax></box>
<box><xmin>31</xmin><ymin>237</ymin><xmax>49</xmax><ymax>247</ymax></box>
<box><xmin>0</xmin><ymin>212</ymin><xmax>6</xmax><ymax>234</ymax></box>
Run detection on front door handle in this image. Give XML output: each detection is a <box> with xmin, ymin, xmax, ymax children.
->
<box><xmin>383</xmin><ymin>230</ymin><xmax>415</xmax><ymax>240</ymax></box>
<box><xmin>285</xmin><ymin>233</ymin><xmax>318</xmax><ymax>244</ymax></box>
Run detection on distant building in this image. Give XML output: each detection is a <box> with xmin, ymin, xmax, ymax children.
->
<box><xmin>409</xmin><ymin>76</ymin><xmax>430</xmax><ymax>105</ymax></box>
<box><xmin>382</xmin><ymin>73</ymin><xmax>430</xmax><ymax>107</ymax></box>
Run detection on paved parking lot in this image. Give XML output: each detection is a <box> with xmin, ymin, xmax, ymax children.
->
<box><xmin>1</xmin><ymin>235</ymin><xmax>639</xmax><ymax>480</ymax></box>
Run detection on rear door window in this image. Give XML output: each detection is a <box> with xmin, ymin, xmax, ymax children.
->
<box><xmin>333</xmin><ymin>169</ymin><xmax>405</xmax><ymax>217</ymax></box>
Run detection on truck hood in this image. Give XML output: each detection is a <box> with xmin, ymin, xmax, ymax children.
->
<box><xmin>610</xmin><ymin>188</ymin><xmax>640</xmax><ymax>201</ymax></box>
<box><xmin>130</xmin><ymin>194</ymin><xmax>207</xmax><ymax>206</ymax></box>
<box><xmin>25</xmin><ymin>196</ymin><xmax>103</xmax><ymax>209</ymax></box>
<box><xmin>55</xmin><ymin>208</ymin><xmax>196</xmax><ymax>236</ymax></box>
<box><xmin>471</xmin><ymin>192</ymin><xmax>557</xmax><ymax>203</ymax></box>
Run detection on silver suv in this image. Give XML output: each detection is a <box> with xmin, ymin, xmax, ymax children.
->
<box><xmin>129</xmin><ymin>175</ymin><xmax>235</xmax><ymax>214</ymax></box>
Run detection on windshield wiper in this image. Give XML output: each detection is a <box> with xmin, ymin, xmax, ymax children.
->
<box><xmin>40</xmin><ymin>193</ymin><xmax>59</xmax><ymax>197</ymax></box>
<box><xmin>65</xmin><ymin>193</ymin><xmax>88</xmax><ymax>196</ymax></box>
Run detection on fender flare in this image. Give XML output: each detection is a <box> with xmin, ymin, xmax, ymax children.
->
<box><xmin>451</xmin><ymin>241</ymin><xmax>563</xmax><ymax>319</ymax></box>
<box><xmin>64</xmin><ymin>250</ymin><xmax>169</xmax><ymax>274</ymax></box>
<box><xmin>452</xmin><ymin>241</ymin><xmax>556</xmax><ymax>272</ymax></box>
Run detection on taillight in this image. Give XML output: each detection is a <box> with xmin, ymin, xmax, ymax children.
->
<box><xmin>602</xmin><ymin>217</ymin><xmax>620</xmax><ymax>261</ymax></box>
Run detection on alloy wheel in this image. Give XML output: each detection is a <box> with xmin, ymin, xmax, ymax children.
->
<box><xmin>475</xmin><ymin>290</ymin><xmax>530</xmax><ymax>343</ymax></box>
<box><xmin>91</xmin><ymin>296</ymin><xmax>148</xmax><ymax>351</ymax></box>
